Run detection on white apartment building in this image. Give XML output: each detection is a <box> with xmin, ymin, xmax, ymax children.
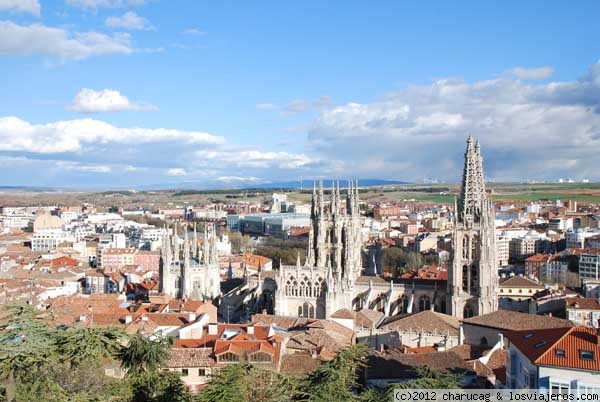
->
<box><xmin>580</xmin><ymin>251</ymin><xmax>600</xmax><ymax>280</ymax></box>
<box><xmin>566</xmin><ymin>228</ymin><xmax>600</xmax><ymax>249</ymax></box>
<box><xmin>32</xmin><ymin>228</ymin><xmax>66</xmax><ymax>252</ymax></box>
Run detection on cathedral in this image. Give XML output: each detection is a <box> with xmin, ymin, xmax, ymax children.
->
<box><xmin>160</xmin><ymin>223</ymin><xmax>221</xmax><ymax>300</ymax></box>
<box><xmin>220</xmin><ymin>135</ymin><xmax>499</xmax><ymax>321</ymax></box>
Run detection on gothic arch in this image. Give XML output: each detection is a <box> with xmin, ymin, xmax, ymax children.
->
<box><xmin>463</xmin><ymin>303</ymin><xmax>474</xmax><ymax>318</ymax></box>
<box><xmin>418</xmin><ymin>295</ymin><xmax>431</xmax><ymax>312</ymax></box>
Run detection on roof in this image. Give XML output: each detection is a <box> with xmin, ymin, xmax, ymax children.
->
<box><xmin>565</xmin><ymin>297</ymin><xmax>600</xmax><ymax>310</ymax></box>
<box><xmin>330</xmin><ymin>308</ymin><xmax>356</xmax><ymax>319</ymax></box>
<box><xmin>506</xmin><ymin>327</ymin><xmax>600</xmax><ymax>372</ymax></box>
<box><xmin>462</xmin><ymin>310</ymin><xmax>573</xmax><ymax>331</ymax></box>
<box><xmin>165</xmin><ymin>348</ymin><xmax>214</xmax><ymax>368</ymax></box>
<box><xmin>526</xmin><ymin>254</ymin><xmax>551</xmax><ymax>263</ymax></box>
<box><xmin>499</xmin><ymin>276</ymin><xmax>545</xmax><ymax>289</ymax></box>
<box><xmin>379</xmin><ymin>310</ymin><xmax>460</xmax><ymax>335</ymax></box>
<box><xmin>279</xmin><ymin>354</ymin><xmax>323</xmax><ymax>375</ymax></box>
<box><xmin>366</xmin><ymin>349</ymin><xmax>473</xmax><ymax>380</ymax></box>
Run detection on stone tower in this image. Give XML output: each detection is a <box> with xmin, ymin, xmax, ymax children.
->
<box><xmin>448</xmin><ymin>135</ymin><xmax>498</xmax><ymax>319</ymax></box>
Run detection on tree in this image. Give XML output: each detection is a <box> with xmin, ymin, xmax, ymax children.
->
<box><xmin>296</xmin><ymin>343</ymin><xmax>369</xmax><ymax>402</ymax></box>
<box><xmin>119</xmin><ymin>333</ymin><xmax>170</xmax><ymax>376</ymax></box>
<box><xmin>198</xmin><ymin>363</ymin><xmax>249</xmax><ymax>402</ymax></box>
<box><xmin>128</xmin><ymin>370</ymin><xmax>192</xmax><ymax>402</ymax></box>
<box><xmin>54</xmin><ymin>326</ymin><xmax>125</xmax><ymax>366</ymax></box>
<box><xmin>392</xmin><ymin>365</ymin><xmax>463</xmax><ymax>389</ymax></box>
<box><xmin>0</xmin><ymin>303</ymin><xmax>57</xmax><ymax>402</ymax></box>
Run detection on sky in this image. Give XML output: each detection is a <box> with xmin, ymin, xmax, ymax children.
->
<box><xmin>1</xmin><ymin>0</ymin><xmax>600</xmax><ymax>188</ymax></box>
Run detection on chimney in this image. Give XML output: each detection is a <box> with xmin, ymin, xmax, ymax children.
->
<box><xmin>125</xmin><ymin>314</ymin><xmax>133</xmax><ymax>324</ymax></box>
<box><xmin>458</xmin><ymin>325</ymin><xmax>464</xmax><ymax>345</ymax></box>
<box><xmin>79</xmin><ymin>314</ymin><xmax>86</xmax><ymax>322</ymax></box>
<box><xmin>247</xmin><ymin>325</ymin><xmax>254</xmax><ymax>335</ymax></box>
<box><xmin>188</xmin><ymin>312</ymin><xmax>197</xmax><ymax>322</ymax></box>
<box><xmin>208</xmin><ymin>323</ymin><xmax>218</xmax><ymax>335</ymax></box>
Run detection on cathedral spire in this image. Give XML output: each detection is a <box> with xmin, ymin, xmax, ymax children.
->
<box><xmin>460</xmin><ymin>135</ymin><xmax>487</xmax><ymax>221</ymax></box>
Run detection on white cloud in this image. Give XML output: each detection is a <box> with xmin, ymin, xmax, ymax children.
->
<box><xmin>69</xmin><ymin>88</ymin><xmax>157</xmax><ymax>113</ymax></box>
<box><xmin>66</xmin><ymin>0</ymin><xmax>145</xmax><ymax>9</ymax></box>
<box><xmin>511</xmin><ymin>66</ymin><xmax>554</xmax><ymax>80</ymax></box>
<box><xmin>216</xmin><ymin>176</ymin><xmax>261</xmax><ymax>182</ymax></box>
<box><xmin>166</xmin><ymin>168</ymin><xmax>187</xmax><ymax>176</ymax></box>
<box><xmin>57</xmin><ymin>161</ymin><xmax>112</xmax><ymax>173</ymax></box>
<box><xmin>308</xmin><ymin>60</ymin><xmax>600</xmax><ymax>181</ymax></box>
<box><xmin>195</xmin><ymin>149</ymin><xmax>316</xmax><ymax>170</ymax></box>
<box><xmin>0</xmin><ymin>20</ymin><xmax>131</xmax><ymax>60</ymax></box>
<box><xmin>256</xmin><ymin>103</ymin><xmax>277</xmax><ymax>110</ymax></box>
<box><xmin>105</xmin><ymin>11</ymin><xmax>151</xmax><ymax>30</ymax></box>
<box><xmin>0</xmin><ymin>116</ymin><xmax>225</xmax><ymax>153</ymax></box>
<box><xmin>183</xmin><ymin>28</ymin><xmax>204</xmax><ymax>35</ymax></box>
<box><xmin>0</xmin><ymin>0</ymin><xmax>40</xmax><ymax>16</ymax></box>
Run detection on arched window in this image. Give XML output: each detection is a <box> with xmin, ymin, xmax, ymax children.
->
<box><xmin>219</xmin><ymin>352</ymin><xmax>239</xmax><ymax>363</ymax></box>
<box><xmin>299</xmin><ymin>302</ymin><xmax>315</xmax><ymax>318</ymax></box>
<box><xmin>462</xmin><ymin>236</ymin><xmax>469</xmax><ymax>259</ymax></box>
<box><xmin>250</xmin><ymin>352</ymin><xmax>272</xmax><ymax>363</ymax></box>
<box><xmin>463</xmin><ymin>304</ymin><xmax>474</xmax><ymax>318</ymax></box>
<box><xmin>462</xmin><ymin>265</ymin><xmax>469</xmax><ymax>292</ymax></box>
<box><xmin>470</xmin><ymin>264</ymin><xmax>478</xmax><ymax>290</ymax></box>
<box><xmin>480</xmin><ymin>337</ymin><xmax>488</xmax><ymax>347</ymax></box>
<box><xmin>440</xmin><ymin>299</ymin><xmax>447</xmax><ymax>314</ymax></box>
<box><xmin>419</xmin><ymin>295</ymin><xmax>431</xmax><ymax>312</ymax></box>
<box><xmin>399</xmin><ymin>295</ymin><xmax>409</xmax><ymax>313</ymax></box>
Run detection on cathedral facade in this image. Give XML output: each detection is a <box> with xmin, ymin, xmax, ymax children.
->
<box><xmin>160</xmin><ymin>223</ymin><xmax>221</xmax><ymax>300</ymax></box>
<box><xmin>221</xmin><ymin>135</ymin><xmax>499</xmax><ymax>321</ymax></box>
<box><xmin>272</xmin><ymin>136</ymin><xmax>498</xmax><ymax>318</ymax></box>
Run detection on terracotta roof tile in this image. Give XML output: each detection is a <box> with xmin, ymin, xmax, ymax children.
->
<box><xmin>462</xmin><ymin>310</ymin><xmax>572</xmax><ymax>331</ymax></box>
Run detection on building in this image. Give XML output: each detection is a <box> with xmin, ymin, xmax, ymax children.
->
<box><xmin>227</xmin><ymin>212</ymin><xmax>310</xmax><ymax>238</ymax></box>
<box><xmin>505</xmin><ymin>327</ymin><xmax>600</xmax><ymax>392</ymax></box>
<box><xmin>160</xmin><ymin>223</ymin><xmax>221</xmax><ymax>300</ymax></box>
<box><xmin>448</xmin><ymin>136</ymin><xmax>498</xmax><ymax>319</ymax></box>
<box><xmin>498</xmin><ymin>276</ymin><xmax>545</xmax><ymax>313</ymax></box>
<box><xmin>223</xmin><ymin>135</ymin><xmax>499</xmax><ymax>322</ymax></box>
<box><xmin>580</xmin><ymin>251</ymin><xmax>600</xmax><ymax>280</ymax></box>
<box><xmin>496</xmin><ymin>234</ymin><xmax>509</xmax><ymax>267</ymax></box>
<box><xmin>565</xmin><ymin>298</ymin><xmax>600</xmax><ymax>328</ymax></box>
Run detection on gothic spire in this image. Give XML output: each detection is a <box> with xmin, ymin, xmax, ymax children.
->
<box><xmin>460</xmin><ymin>135</ymin><xmax>487</xmax><ymax>221</ymax></box>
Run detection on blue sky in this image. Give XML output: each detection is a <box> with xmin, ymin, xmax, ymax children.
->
<box><xmin>1</xmin><ymin>0</ymin><xmax>600</xmax><ymax>188</ymax></box>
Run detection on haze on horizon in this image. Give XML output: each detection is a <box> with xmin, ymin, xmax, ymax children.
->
<box><xmin>1</xmin><ymin>0</ymin><xmax>600</xmax><ymax>188</ymax></box>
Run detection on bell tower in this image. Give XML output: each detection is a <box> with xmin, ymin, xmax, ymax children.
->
<box><xmin>448</xmin><ymin>135</ymin><xmax>498</xmax><ymax>319</ymax></box>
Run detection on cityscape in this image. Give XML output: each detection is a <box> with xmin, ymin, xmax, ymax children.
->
<box><xmin>1</xmin><ymin>1</ymin><xmax>600</xmax><ymax>402</ymax></box>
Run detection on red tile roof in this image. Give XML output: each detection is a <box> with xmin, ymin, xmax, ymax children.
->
<box><xmin>506</xmin><ymin>327</ymin><xmax>600</xmax><ymax>372</ymax></box>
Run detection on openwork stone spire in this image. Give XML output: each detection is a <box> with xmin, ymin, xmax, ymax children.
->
<box><xmin>460</xmin><ymin>135</ymin><xmax>487</xmax><ymax>222</ymax></box>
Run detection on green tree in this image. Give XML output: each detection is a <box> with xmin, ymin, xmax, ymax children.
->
<box><xmin>54</xmin><ymin>326</ymin><xmax>125</xmax><ymax>366</ymax></box>
<box><xmin>128</xmin><ymin>370</ymin><xmax>192</xmax><ymax>402</ymax></box>
<box><xmin>393</xmin><ymin>365</ymin><xmax>463</xmax><ymax>389</ymax></box>
<box><xmin>0</xmin><ymin>304</ymin><xmax>57</xmax><ymax>402</ymax></box>
<box><xmin>119</xmin><ymin>333</ymin><xmax>170</xmax><ymax>376</ymax></box>
<box><xmin>297</xmin><ymin>343</ymin><xmax>369</xmax><ymax>402</ymax></box>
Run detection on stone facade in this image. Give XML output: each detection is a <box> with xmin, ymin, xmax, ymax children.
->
<box><xmin>448</xmin><ymin>136</ymin><xmax>498</xmax><ymax>319</ymax></box>
<box><xmin>160</xmin><ymin>223</ymin><xmax>221</xmax><ymax>300</ymax></box>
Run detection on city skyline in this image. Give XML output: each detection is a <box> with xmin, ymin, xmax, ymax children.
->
<box><xmin>1</xmin><ymin>1</ymin><xmax>600</xmax><ymax>187</ymax></box>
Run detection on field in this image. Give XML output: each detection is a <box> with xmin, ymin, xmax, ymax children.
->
<box><xmin>1</xmin><ymin>182</ymin><xmax>600</xmax><ymax>208</ymax></box>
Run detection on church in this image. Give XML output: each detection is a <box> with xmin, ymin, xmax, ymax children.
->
<box><xmin>221</xmin><ymin>135</ymin><xmax>499</xmax><ymax>321</ymax></box>
<box><xmin>160</xmin><ymin>223</ymin><xmax>222</xmax><ymax>300</ymax></box>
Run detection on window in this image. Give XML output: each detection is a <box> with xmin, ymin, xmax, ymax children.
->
<box><xmin>219</xmin><ymin>352</ymin><xmax>239</xmax><ymax>362</ymax></box>
<box><xmin>524</xmin><ymin>333</ymin><xmax>535</xmax><ymax>339</ymax></box>
<box><xmin>198</xmin><ymin>369</ymin><xmax>206</xmax><ymax>376</ymax></box>
<box><xmin>551</xmin><ymin>383</ymin><xmax>569</xmax><ymax>395</ymax></box>
<box><xmin>580</xmin><ymin>350</ymin><xmax>594</xmax><ymax>360</ymax></box>
<box><xmin>534</xmin><ymin>341</ymin><xmax>546</xmax><ymax>348</ymax></box>
<box><xmin>182</xmin><ymin>368</ymin><xmax>189</xmax><ymax>376</ymax></box>
<box><xmin>555</xmin><ymin>349</ymin><xmax>565</xmax><ymax>358</ymax></box>
<box><xmin>250</xmin><ymin>352</ymin><xmax>272</xmax><ymax>363</ymax></box>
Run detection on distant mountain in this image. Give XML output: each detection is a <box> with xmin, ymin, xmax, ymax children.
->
<box><xmin>241</xmin><ymin>178</ymin><xmax>411</xmax><ymax>189</ymax></box>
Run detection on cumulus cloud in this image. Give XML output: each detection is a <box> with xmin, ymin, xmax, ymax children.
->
<box><xmin>0</xmin><ymin>0</ymin><xmax>40</xmax><ymax>16</ymax></box>
<box><xmin>66</xmin><ymin>0</ymin><xmax>145</xmax><ymax>9</ymax></box>
<box><xmin>0</xmin><ymin>116</ymin><xmax>225</xmax><ymax>153</ymax></box>
<box><xmin>195</xmin><ymin>149</ymin><xmax>317</xmax><ymax>170</ymax></box>
<box><xmin>0</xmin><ymin>20</ymin><xmax>131</xmax><ymax>60</ymax></box>
<box><xmin>166</xmin><ymin>168</ymin><xmax>186</xmax><ymax>176</ymax></box>
<box><xmin>105</xmin><ymin>11</ymin><xmax>151</xmax><ymax>30</ymax></box>
<box><xmin>69</xmin><ymin>88</ymin><xmax>157</xmax><ymax>113</ymax></box>
<box><xmin>308</xmin><ymin>60</ymin><xmax>600</xmax><ymax>181</ymax></box>
<box><xmin>284</xmin><ymin>96</ymin><xmax>334</xmax><ymax>115</ymax></box>
<box><xmin>511</xmin><ymin>66</ymin><xmax>554</xmax><ymax>80</ymax></box>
